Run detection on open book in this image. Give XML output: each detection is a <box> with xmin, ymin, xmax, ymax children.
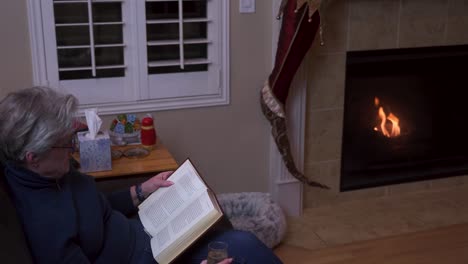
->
<box><xmin>138</xmin><ymin>159</ymin><xmax>223</xmax><ymax>264</ymax></box>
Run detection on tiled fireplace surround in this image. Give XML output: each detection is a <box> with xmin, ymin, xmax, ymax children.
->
<box><xmin>302</xmin><ymin>0</ymin><xmax>468</xmax><ymax>208</ymax></box>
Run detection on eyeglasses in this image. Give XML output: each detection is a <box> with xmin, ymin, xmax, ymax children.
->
<box><xmin>51</xmin><ymin>145</ymin><xmax>75</xmax><ymax>153</ymax></box>
<box><xmin>51</xmin><ymin>136</ymin><xmax>76</xmax><ymax>153</ymax></box>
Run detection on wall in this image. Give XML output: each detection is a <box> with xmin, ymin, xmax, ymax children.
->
<box><xmin>303</xmin><ymin>0</ymin><xmax>468</xmax><ymax>208</ymax></box>
<box><xmin>0</xmin><ymin>0</ymin><xmax>274</xmax><ymax>194</ymax></box>
<box><xmin>0</xmin><ymin>0</ymin><xmax>33</xmax><ymax>96</ymax></box>
<box><xmin>129</xmin><ymin>1</ymin><xmax>274</xmax><ymax>193</ymax></box>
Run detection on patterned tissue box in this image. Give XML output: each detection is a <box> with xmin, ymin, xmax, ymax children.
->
<box><xmin>77</xmin><ymin>131</ymin><xmax>112</xmax><ymax>173</ymax></box>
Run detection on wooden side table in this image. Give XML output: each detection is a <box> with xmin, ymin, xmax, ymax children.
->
<box><xmin>73</xmin><ymin>142</ymin><xmax>178</xmax><ymax>193</ymax></box>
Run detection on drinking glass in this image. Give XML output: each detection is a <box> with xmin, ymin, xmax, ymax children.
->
<box><xmin>207</xmin><ymin>241</ymin><xmax>228</xmax><ymax>264</ymax></box>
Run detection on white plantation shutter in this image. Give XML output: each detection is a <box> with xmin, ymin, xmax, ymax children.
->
<box><xmin>55</xmin><ymin>1</ymin><xmax>126</xmax><ymax>78</ymax></box>
<box><xmin>145</xmin><ymin>0</ymin><xmax>211</xmax><ymax>71</ymax></box>
<box><xmin>42</xmin><ymin>0</ymin><xmax>136</xmax><ymax>105</ymax></box>
<box><xmin>142</xmin><ymin>0</ymin><xmax>222</xmax><ymax>100</ymax></box>
<box><xmin>29</xmin><ymin>0</ymin><xmax>229</xmax><ymax>113</ymax></box>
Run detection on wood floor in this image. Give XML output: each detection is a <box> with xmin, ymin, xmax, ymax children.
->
<box><xmin>274</xmin><ymin>223</ymin><xmax>468</xmax><ymax>264</ymax></box>
<box><xmin>273</xmin><ymin>184</ymin><xmax>468</xmax><ymax>263</ymax></box>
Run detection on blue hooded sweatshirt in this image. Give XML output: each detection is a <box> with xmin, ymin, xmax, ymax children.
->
<box><xmin>4</xmin><ymin>162</ymin><xmax>152</xmax><ymax>264</ymax></box>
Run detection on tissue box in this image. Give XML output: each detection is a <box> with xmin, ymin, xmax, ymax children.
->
<box><xmin>77</xmin><ymin>131</ymin><xmax>112</xmax><ymax>173</ymax></box>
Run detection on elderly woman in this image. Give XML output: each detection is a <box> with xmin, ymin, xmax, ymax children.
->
<box><xmin>0</xmin><ymin>87</ymin><xmax>282</xmax><ymax>264</ymax></box>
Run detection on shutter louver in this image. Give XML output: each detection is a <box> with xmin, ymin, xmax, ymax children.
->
<box><xmin>53</xmin><ymin>0</ymin><xmax>126</xmax><ymax>80</ymax></box>
<box><xmin>146</xmin><ymin>0</ymin><xmax>210</xmax><ymax>74</ymax></box>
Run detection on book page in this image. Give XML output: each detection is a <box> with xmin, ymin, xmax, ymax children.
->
<box><xmin>150</xmin><ymin>191</ymin><xmax>217</xmax><ymax>258</ymax></box>
<box><xmin>137</xmin><ymin>160</ymin><xmax>212</xmax><ymax>253</ymax></box>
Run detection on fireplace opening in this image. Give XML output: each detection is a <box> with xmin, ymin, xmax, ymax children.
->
<box><xmin>340</xmin><ymin>44</ymin><xmax>468</xmax><ymax>191</ymax></box>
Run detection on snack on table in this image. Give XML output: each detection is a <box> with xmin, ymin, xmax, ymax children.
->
<box><xmin>109</xmin><ymin>114</ymin><xmax>141</xmax><ymax>145</ymax></box>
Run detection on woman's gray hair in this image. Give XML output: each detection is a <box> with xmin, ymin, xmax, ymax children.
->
<box><xmin>0</xmin><ymin>86</ymin><xmax>78</xmax><ymax>162</ymax></box>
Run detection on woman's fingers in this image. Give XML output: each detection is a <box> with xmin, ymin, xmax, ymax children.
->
<box><xmin>156</xmin><ymin>171</ymin><xmax>173</xmax><ymax>180</ymax></box>
<box><xmin>158</xmin><ymin>180</ymin><xmax>174</xmax><ymax>187</ymax></box>
<box><xmin>142</xmin><ymin>175</ymin><xmax>173</xmax><ymax>195</ymax></box>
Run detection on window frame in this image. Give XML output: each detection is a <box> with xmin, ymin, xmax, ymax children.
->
<box><xmin>26</xmin><ymin>0</ymin><xmax>230</xmax><ymax>115</ymax></box>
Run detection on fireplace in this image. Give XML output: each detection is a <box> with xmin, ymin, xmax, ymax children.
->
<box><xmin>340</xmin><ymin>44</ymin><xmax>468</xmax><ymax>191</ymax></box>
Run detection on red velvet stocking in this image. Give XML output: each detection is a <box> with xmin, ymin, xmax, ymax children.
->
<box><xmin>261</xmin><ymin>0</ymin><xmax>328</xmax><ymax>188</ymax></box>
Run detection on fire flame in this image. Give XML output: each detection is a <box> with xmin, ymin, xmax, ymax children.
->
<box><xmin>373</xmin><ymin>97</ymin><xmax>401</xmax><ymax>138</ymax></box>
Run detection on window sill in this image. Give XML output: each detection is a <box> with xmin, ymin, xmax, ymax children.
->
<box><xmin>76</xmin><ymin>93</ymin><xmax>230</xmax><ymax>116</ymax></box>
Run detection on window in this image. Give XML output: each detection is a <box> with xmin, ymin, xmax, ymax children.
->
<box><xmin>27</xmin><ymin>0</ymin><xmax>229</xmax><ymax>114</ymax></box>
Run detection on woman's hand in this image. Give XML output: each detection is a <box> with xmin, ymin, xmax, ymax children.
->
<box><xmin>200</xmin><ymin>258</ymin><xmax>233</xmax><ymax>264</ymax></box>
<box><xmin>131</xmin><ymin>171</ymin><xmax>174</xmax><ymax>206</ymax></box>
<box><xmin>141</xmin><ymin>171</ymin><xmax>174</xmax><ymax>197</ymax></box>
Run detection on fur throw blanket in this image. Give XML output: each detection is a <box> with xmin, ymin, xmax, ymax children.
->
<box><xmin>217</xmin><ymin>192</ymin><xmax>287</xmax><ymax>248</ymax></box>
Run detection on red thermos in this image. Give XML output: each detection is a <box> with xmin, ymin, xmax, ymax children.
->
<box><xmin>140</xmin><ymin>115</ymin><xmax>157</xmax><ymax>148</ymax></box>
